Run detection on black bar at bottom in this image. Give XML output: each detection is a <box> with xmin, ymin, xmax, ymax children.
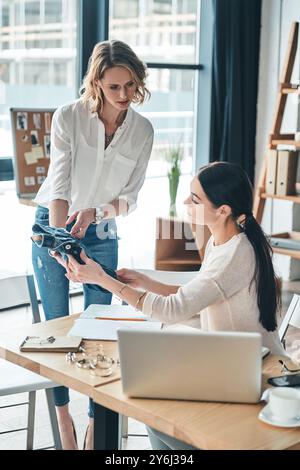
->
<box><xmin>94</xmin><ymin>403</ymin><xmax>119</xmax><ymax>450</ymax></box>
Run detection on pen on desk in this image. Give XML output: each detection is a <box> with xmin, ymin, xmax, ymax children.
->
<box><xmin>95</xmin><ymin>317</ymin><xmax>146</xmax><ymax>322</ymax></box>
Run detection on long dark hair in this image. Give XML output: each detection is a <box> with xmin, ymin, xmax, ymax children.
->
<box><xmin>198</xmin><ymin>162</ymin><xmax>280</xmax><ymax>332</ymax></box>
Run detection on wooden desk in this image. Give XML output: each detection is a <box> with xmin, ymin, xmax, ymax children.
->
<box><xmin>1</xmin><ymin>316</ymin><xmax>300</xmax><ymax>450</ymax></box>
<box><xmin>155</xmin><ymin>217</ymin><xmax>204</xmax><ymax>271</ymax></box>
<box><xmin>93</xmin><ymin>354</ymin><xmax>300</xmax><ymax>450</ymax></box>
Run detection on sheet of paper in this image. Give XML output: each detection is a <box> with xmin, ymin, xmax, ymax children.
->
<box><xmin>31</xmin><ymin>146</ymin><xmax>45</xmax><ymax>159</ymax></box>
<box><xmin>68</xmin><ymin>319</ymin><xmax>162</xmax><ymax>341</ymax></box>
<box><xmin>80</xmin><ymin>304</ymin><xmax>148</xmax><ymax>320</ymax></box>
<box><xmin>24</xmin><ymin>176</ymin><xmax>35</xmax><ymax>186</ymax></box>
<box><xmin>24</xmin><ymin>151</ymin><xmax>38</xmax><ymax>165</ymax></box>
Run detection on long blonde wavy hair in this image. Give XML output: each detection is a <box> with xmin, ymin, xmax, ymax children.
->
<box><xmin>80</xmin><ymin>40</ymin><xmax>150</xmax><ymax>115</ymax></box>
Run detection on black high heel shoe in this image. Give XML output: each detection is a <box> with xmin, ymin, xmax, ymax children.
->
<box><xmin>83</xmin><ymin>424</ymin><xmax>94</xmax><ymax>450</ymax></box>
<box><xmin>59</xmin><ymin>417</ymin><xmax>78</xmax><ymax>450</ymax></box>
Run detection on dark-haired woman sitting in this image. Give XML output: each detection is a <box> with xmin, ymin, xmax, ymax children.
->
<box><xmin>56</xmin><ymin>162</ymin><xmax>285</xmax><ymax>449</ymax></box>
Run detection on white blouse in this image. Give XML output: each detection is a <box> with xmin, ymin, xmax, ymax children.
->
<box><xmin>34</xmin><ymin>98</ymin><xmax>154</xmax><ymax>215</ymax></box>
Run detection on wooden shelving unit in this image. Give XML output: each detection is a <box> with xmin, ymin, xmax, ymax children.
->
<box><xmin>155</xmin><ymin>216</ymin><xmax>210</xmax><ymax>271</ymax></box>
<box><xmin>253</xmin><ymin>22</ymin><xmax>300</xmax><ymax>260</ymax></box>
<box><xmin>281</xmin><ymin>85</ymin><xmax>300</xmax><ymax>94</ymax></box>
<box><xmin>19</xmin><ymin>198</ymin><xmax>37</xmax><ymax>207</ymax></box>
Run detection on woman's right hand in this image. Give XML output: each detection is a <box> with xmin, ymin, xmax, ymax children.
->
<box><xmin>116</xmin><ymin>268</ymin><xmax>147</xmax><ymax>289</ymax></box>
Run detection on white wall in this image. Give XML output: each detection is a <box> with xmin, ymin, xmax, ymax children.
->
<box><xmin>255</xmin><ymin>0</ymin><xmax>300</xmax><ymax>280</ymax></box>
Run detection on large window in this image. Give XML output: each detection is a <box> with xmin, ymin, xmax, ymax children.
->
<box><xmin>0</xmin><ymin>0</ymin><xmax>78</xmax><ymax>159</ymax></box>
<box><xmin>45</xmin><ymin>0</ymin><xmax>63</xmax><ymax>23</ymax></box>
<box><xmin>109</xmin><ymin>0</ymin><xmax>201</xmax><ymax>177</ymax></box>
<box><xmin>107</xmin><ymin>0</ymin><xmax>204</xmax><ymax>268</ymax></box>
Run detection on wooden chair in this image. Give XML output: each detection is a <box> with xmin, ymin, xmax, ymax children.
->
<box><xmin>0</xmin><ymin>275</ymin><xmax>62</xmax><ymax>450</ymax></box>
<box><xmin>279</xmin><ymin>293</ymin><xmax>300</xmax><ymax>348</ymax></box>
<box><xmin>120</xmin><ymin>269</ymin><xmax>198</xmax><ymax>442</ymax></box>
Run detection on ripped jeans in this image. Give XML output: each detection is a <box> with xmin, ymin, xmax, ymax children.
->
<box><xmin>31</xmin><ymin>205</ymin><xmax>118</xmax><ymax>417</ymax></box>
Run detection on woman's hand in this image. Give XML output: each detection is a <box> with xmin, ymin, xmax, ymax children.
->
<box><xmin>116</xmin><ymin>268</ymin><xmax>146</xmax><ymax>289</ymax></box>
<box><xmin>66</xmin><ymin>250</ymin><xmax>106</xmax><ymax>285</ymax></box>
<box><xmin>66</xmin><ymin>209</ymin><xmax>96</xmax><ymax>238</ymax></box>
<box><xmin>49</xmin><ymin>251</ymin><xmax>68</xmax><ymax>269</ymax></box>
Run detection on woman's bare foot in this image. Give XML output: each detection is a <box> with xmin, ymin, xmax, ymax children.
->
<box><xmin>84</xmin><ymin>418</ymin><xmax>94</xmax><ymax>450</ymax></box>
<box><xmin>56</xmin><ymin>405</ymin><xmax>78</xmax><ymax>450</ymax></box>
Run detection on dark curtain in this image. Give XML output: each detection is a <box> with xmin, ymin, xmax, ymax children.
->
<box><xmin>210</xmin><ymin>0</ymin><xmax>262</xmax><ymax>183</ymax></box>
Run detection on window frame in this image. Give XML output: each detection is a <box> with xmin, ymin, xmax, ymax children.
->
<box><xmin>0</xmin><ymin>0</ymin><xmax>79</xmax><ymax>181</ymax></box>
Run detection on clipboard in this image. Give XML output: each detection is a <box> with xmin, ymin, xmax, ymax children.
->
<box><xmin>20</xmin><ymin>335</ymin><xmax>83</xmax><ymax>353</ymax></box>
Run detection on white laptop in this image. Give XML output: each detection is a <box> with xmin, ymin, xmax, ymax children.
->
<box><xmin>117</xmin><ymin>329</ymin><xmax>262</xmax><ymax>404</ymax></box>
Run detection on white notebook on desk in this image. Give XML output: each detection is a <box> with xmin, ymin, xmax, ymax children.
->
<box><xmin>80</xmin><ymin>304</ymin><xmax>148</xmax><ymax>321</ymax></box>
<box><xmin>68</xmin><ymin>318</ymin><xmax>162</xmax><ymax>341</ymax></box>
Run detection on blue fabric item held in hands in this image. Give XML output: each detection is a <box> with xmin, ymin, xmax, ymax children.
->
<box><xmin>31</xmin><ymin>223</ymin><xmax>117</xmax><ymax>292</ymax></box>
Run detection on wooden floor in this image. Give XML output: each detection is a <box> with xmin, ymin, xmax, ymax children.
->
<box><xmin>0</xmin><ymin>283</ymin><xmax>300</xmax><ymax>450</ymax></box>
<box><xmin>0</xmin><ymin>295</ymin><xmax>150</xmax><ymax>450</ymax></box>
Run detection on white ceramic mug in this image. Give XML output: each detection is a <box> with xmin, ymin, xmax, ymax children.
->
<box><xmin>269</xmin><ymin>387</ymin><xmax>300</xmax><ymax>421</ymax></box>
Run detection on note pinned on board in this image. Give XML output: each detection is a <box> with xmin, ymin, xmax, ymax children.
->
<box><xmin>31</xmin><ymin>146</ymin><xmax>45</xmax><ymax>160</ymax></box>
<box><xmin>68</xmin><ymin>319</ymin><xmax>162</xmax><ymax>341</ymax></box>
<box><xmin>24</xmin><ymin>151</ymin><xmax>38</xmax><ymax>165</ymax></box>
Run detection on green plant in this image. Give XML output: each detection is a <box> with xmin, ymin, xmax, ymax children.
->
<box><xmin>166</xmin><ymin>145</ymin><xmax>183</xmax><ymax>217</ymax></box>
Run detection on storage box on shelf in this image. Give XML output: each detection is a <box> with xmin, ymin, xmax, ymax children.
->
<box><xmin>155</xmin><ymin>216</ymin><xmax>210</xmax><ymax>272</ymax></box>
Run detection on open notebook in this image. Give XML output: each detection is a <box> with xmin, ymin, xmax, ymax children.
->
<box><xmin>68</xmin><ymin>319</ymin><xmax>162</xmax><ymax>341</ymax></box>
<box><xmin>79</xmin><ymin>304</ymin><xmax>148</xmax><ymax>321</ymax></box>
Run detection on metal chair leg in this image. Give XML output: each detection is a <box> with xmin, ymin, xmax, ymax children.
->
<box><xmin>45</xmin><ymin>389</ymin><xmax>62</xmax><ymax>450</ymax></box>
<box><xmin>26</xmin><ymin>391</ymin><xmax>36</xmax><ymax>450</ymax></box>
<box><xmin>120</xmin><ymin>414</ymin><xmax>148</xmax><ymax>439</ymax></box>
<box><xmin>121</xmin><ymin>414</ymin><xmax>129</xmax><ymax>438</ymax></box>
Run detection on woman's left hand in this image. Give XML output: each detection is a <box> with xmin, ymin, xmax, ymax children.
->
<box><xmin>66</xmin><ymin>250</ymin><xmax>106</xmax><ymax>285</ymax></box>
<box><xmin>50</xmin><ymin>251</ymin><xmax>68</xmax><ymax>269</ymax></box>
<box><xmin>66</xmin><ymin>209</ymin><xmax>96</xmax><ymax>239</ymax></box>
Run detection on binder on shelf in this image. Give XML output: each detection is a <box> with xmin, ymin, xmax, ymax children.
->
<box><xmin>20</xmin><ymin>335</ymin><xmax>83</xmax><ymax>352</ymax></box>
<box><xmin>276</xmin><ymin>150</ymin><xmax>298</xmax><ymax>196</ymax></box>
<box><xmin>253</xmin><ymin>22</ymin><xmax>300</xmax><ymax>261</ymax></box>
<box><xmin>270</xmin><ymin>232</ymin><xmax>300</xmax><ymax>251</ymax></box>
<box><xmin>266</xmin><ymin>150</ymin><xmax>278</xmax><ymax>194</ymax></box>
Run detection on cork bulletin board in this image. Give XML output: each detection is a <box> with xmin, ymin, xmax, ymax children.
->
<box><xmin>10</xmin><ymin>108</ymin><xmax>55</xmax><ymax>198</ymax></box>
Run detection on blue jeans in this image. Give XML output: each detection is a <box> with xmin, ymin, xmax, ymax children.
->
<box><xmin>32</xmin><ymin>206</ymin><xmax>118</xmax><ymax>417</ymax></box>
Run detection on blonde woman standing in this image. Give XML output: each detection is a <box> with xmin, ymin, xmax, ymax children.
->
<box><xmin>32</xmin><ymin>40</ymin><xmax>153</xmax><ymax>449</ymax></box>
